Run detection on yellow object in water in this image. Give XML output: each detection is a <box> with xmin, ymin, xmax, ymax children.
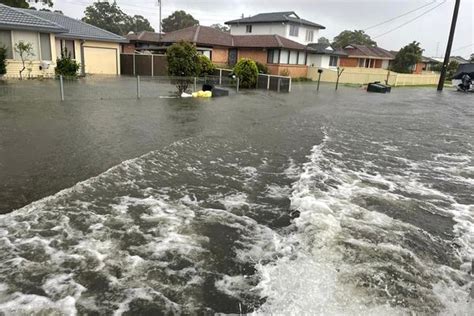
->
<box><xmin>193</xmin><ymin>90</ymin><xmax>212</xmax><ymax>98</ymax></box>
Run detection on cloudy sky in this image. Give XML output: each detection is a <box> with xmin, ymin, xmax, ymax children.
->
<box><xmin>35</xmin><ymin>0</ymin><xmax>473</xmax><ymax>58</ymax></box>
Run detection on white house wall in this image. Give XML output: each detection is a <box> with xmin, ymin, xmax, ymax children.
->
<box><xmin>284</xmin><ymin>24</ymin><xmax>320</xmax><ymax>45</ymax></box>
<box><xmin>230</xmin><ymin>23</ymin><xmax>287</xmax><ymax>37</ymax></box>
<box><xmin>307</xmin><ymin>54</ymin><xmax>330</xmax><ymax>67</ymax></box>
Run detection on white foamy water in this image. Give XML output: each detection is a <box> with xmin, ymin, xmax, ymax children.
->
<box><xmin>253</xmin><ymin>129</ymin><xmax>474</xmax><ymax>315</ymax></box>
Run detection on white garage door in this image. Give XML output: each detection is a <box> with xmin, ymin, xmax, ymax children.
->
<box><xmin>84</xmin><ymin>47</ymin><xmax>118</xmax><ymax>75</ymax></box>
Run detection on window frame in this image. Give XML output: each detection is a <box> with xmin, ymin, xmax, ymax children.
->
<box><xmin>246</xmin><ymin>25</ymin><xmax>253</xmax><ymax>33</ymax></box>
<box><xmin>289</xmin><ymin>25</ymin><xmax>299</xmax><ymax>37</ymax></box>
<box><xmin>329</xmin><ymin>56</ymin><xmax>338</xmax><ymax>67</ymax></box>
<box><xmin>39</xmin><ymin>33</ymin><xmax>52</xmax><ymax>61</ymax></box>
<box><xmin>305</xmin><ymin>30</ymin><xmax>314</xmax><ymax>42</ymax></box>
<box><xmin>60</xmin><ymin>39</ymin><xmax>76</xmax><ymax>59</ymax></box>
<box><xmin>0</xmin><ymin>30</ymin><xmax>13</xmax><ymax>59</ymax></box>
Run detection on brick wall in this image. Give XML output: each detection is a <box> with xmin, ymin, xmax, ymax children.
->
<box><xmin>413</xmin><ymin>62</ymin><xmax>424</xmax><ymax>74</ymax></box>
<box><xmin>238</xmin><ymin>48</ymin><xmax>268</xmax><ymax>65</ymax></box>
<box><xmin>267</xmin><ymin>64</ymin><xmax>308</xmax><ymax>78</ymax></box>
<box><xmin>375</xmin><ymin>59</ymin><xmax>383</xmax><ymax>68</ymax></box>
<box><xmin>212</xmin><ymin>47</ymin><xmax>229</xmax><ymax>66</ymax></box>
<box><xmin>122</xmin><ymin>44</ymin><xmax>136</xmax><ymax>54</ymax></box>
<box><xmin>340</xmin><ymin>57</ymin><xmax>359</xmax><ymax>67</ymax></box>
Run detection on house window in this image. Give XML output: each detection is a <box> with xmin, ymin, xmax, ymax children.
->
<box><xmin>0</xmin><ymin>30</ymin><xmax>13</xmax><ymax>59</ymax></box>
<box><xmin>60</xmin><ymin>39</ymin><xmax>75</xmax><ymax>59</ymax></box>
<box><xmin>12</xmin><ymin>31</ymin><xmax>39</xmax><ymax>61</ymax></box>
<box><xmin>329</xmin><ymin>56</ymin><xmax>338</xmax><ymax>67</ymax></box>
<box><xmin>289</xmin><ymin>25</ymin><xmax>299</xmax><ymax>37</ymax></box>
<box><xmin>305</xmin><ymin>30</ymin><xmax>314</xmax><ymax>42</ymax></box>
<box><xmin>289</xmin><ymin>50</ymin><xmax>298</xmax><ymax>64</ymax></box>
<box><xmin>298</xmin><ymin>51</ymin><xmax>306</xmax><ymax>65</ymax></box>
<box><xmin>40</xmin><ymin>33</ymin><xmax>52</xmax><ymax>61</ymax></box>
<box><xmin>358</xmin><ymin>58</ymin><xmax>365</xmax><ymax>67</ymax></box>
<box><xmin>246</xmin><ymin>25</ymin><xmax>252</xmax><ymax>33</ymax></box>
<box><xmin>280</xmin><ymin>49</ymin><xmax>289</xmax><ymax>64</ymax></box>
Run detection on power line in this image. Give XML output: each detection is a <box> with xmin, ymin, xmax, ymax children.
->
<box><xmin>373</xmin><ymin>1</ymin><xmax>447</xmax><ymax>39</ymax></box>
<box><xmin>451</xmin><ymin>43</ymin><xmax>473</xmax><ymax>52</ymax></box>
<box><xmin>363</xmin><ymin>0</ymin><xmax>437</xmax><ymax>31</ymax></box>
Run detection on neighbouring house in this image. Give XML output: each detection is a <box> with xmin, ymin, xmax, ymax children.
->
<box><xmin>340</xmin><ymin>44</ymin><xmax>395</xmax><ymax>69</ymax></box>
<box><xmin>123</xmin><ymin>31</ymin><xmax>163</xmax><ymax>54</ymax></box>
<box><xmin>390</xmin><ymin>51</ymin><xmax>441</xmax><ymax>74</ymax></box>
<box><xmin>432</xmin><ymin>56</ymin><xmax>470</xmax><ymax>65</ymax></box>
<box><xmin>157</xmin><ymin>25</ymin><xmax>310</xmax><ymax>77</ymax></box>
<box><xmin>306</xmin><ymin>43</ymin><xmax>347</xmax><ymax>69</ymax></box>
<box><xmin>225</xmin><ymin>11</ymin><xmax>325</xmax><ymax>46</ymax></box>
<box><xmin>0</xmin><ymin>3</ymin><xmax>127</xmax><ymax>77</ymax></box>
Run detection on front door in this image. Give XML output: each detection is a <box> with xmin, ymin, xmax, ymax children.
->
<box><xmin>228</xmin><ymin>49</ymin><xmax>238</xmax><ymax>66</ymax></box>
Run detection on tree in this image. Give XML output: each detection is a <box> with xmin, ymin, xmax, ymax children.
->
<box><xmin>446</xmin><ymin>60</ymin><xmax>459</xmax><ymax>80</ymax></box>
<box><xmin>14</xmin><ymin>41</ymin><xmax>34</xmax><ymax>79</ymax></box>
<box><xmin>233</xmin><ymin>59</ymin><xmax>258</xmax><ymax>88</ymax></box>
<box><xmin>82</xmin><ymin>2</ymin><xmax>154</xmax><ymax>35</ymax></box>
<box><xmin>0</xmin><ymin>0</ymin><xmax>52</xmax><ymax>8</ymax></box>
<box><xmin>210</xmin><ymin>24</ymin><xmax>229</xmax><ymax>33</ymax></box>
<box><xmin>332</xmin><ymin>30</ymin><xmax>376</xmax><ymax>48</ymax></box>
<box><xmin>470</xmin><ymin>53</ymin><xmax>474</xmax><ymax>62</ymax></box>
<box><xmin>391</xmin><ymin>41</ymin><xmax>424</xmax><ymax>74</ymax></box>
<box><xmin>318</xmin><ymin>37</ymin><xmax>331</xmax><ymax>45</ymax></box>
<box><xmin>0</xmin><ymin>46</ymin><xmax>7</xmax><ymax>75</ymax></box>
<box><xmin>166</xmin><ymin>41</ymin><xmax>201</xmax><ymax>94</ymax></box>
<box><xmin>162</xmin><ymin>11</ymin><xmax>199</xmax><ymax>33</ymax></box>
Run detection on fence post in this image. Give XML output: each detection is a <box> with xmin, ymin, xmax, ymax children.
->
<box><xmin>236</xmin><ymin>77</ymin><xmax>240</xmax><ymax>92</ymax></box>
<box><xmin>277</xmin><ymin>78</ymin><xmax>281</xmax><ymax>93</ymax></box>
<box><xmin>267</xmin><ymin>75</ymin><xmax>270</xmax><ymax>90</ymax></box>
<box><xmin>133</xmin><ymin>54</ymin><xmax>136</xmax><ymax>76</ymax></box>
<box><xmin>59</xmin><ymin>75</ymin><xmax>64</xmax><ymax>101</ymax></box>
<box><xmin>194</xmin><ymin>77</ymin><xmax>197</xmax><ymax>91</ymax></box>
<box><xmin>289</xmin><ymin>77</ymin><xmax>292</xmax><ymax>92</ymax></box>
<box><xmin>151</xmin><ymin>55</ymin><xmax>154</xmax><ymax>77</ymax></box>
<box><xmin>137</xmin><ymin>75</ymin><xmax>141</xmax><ymax>99</ymax></box>
<box><xmin>219</xmin><ymin>69</ymin><xmax>222</xmax><ymax>85</ymax></box>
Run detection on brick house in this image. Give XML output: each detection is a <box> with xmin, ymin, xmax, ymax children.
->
<box><xmin>122</xmin><ymin>31</ymin><xmax>163</xmax><ymax>54</ymax></box>
<box><xmin>340</xmin><ymin>44</ymin><xmax>395</xmax><ymax>69</ymax></box>
<box><xmin>156</xmin><ymin>25</ymin><xmax>310</xmax><ymax>77</ymax></box>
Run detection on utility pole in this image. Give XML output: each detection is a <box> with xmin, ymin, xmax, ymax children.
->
<box><xmin>437</xmin><ymin>0</ymin><xmax>461</xmax><ymax>91</ymax></box>
<box><xmin>157</xmin><ymin>0</ymin><xmax>162</xmax><ymax>34</ymax></box>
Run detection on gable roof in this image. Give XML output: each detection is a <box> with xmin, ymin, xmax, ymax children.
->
<box><xmin>307</xmin><ymin>43</ymin><xmax>348</xmax><ymax>56</ymax></box>
<box><xmin>0</xmin><ymin>4</ymin><xmax>67</xmax><ymax>33</ymax></box>
<box><xmin>343</xmin><ymin>44</ymin><xmax>395</xmax><ymax>59</ymax></box>
<box><xmin>126</xmin><ymin>31</ymin><xmax>163</xmax><ymax>43</ymax></box>
<box><xmin>225</xmin><ymin>11</ymin><xmax>325</xmax><ymax>29</ymax></box>
<box><xmin>18</xmin><ymin>8</ymin><xmax>127</xmax><ymax>43</ymax></box>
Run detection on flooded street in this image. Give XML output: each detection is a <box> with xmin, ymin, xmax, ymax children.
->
<box><xmin>0</xmin><ymin>80</ymin><xmax>473</xmax><ymax>314</ymax></box>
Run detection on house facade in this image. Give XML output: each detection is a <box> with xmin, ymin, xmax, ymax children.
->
<box><xmin>225</xmin><ymin>12</ymin><xmax>325</xmax><ymax>46</ymax></box>
<box><xmin>306</xmin><ymin>43</ymin><xmax>347</xmax><ymax>69</ymax></box>
<box><xmin>0</xmin><ymin>4</ymin><xmax>127</xmax><ymax>77</ymax></box>
<box><xmin>340</xmin><ymin>44</ymin><xmax>395</xmax><ymax>69</ymax></box>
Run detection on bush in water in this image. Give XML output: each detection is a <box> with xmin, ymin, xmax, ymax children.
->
<box><xmin>167</xmin><ymin>41</ymin><xmax>201</xmax><ymax>94</ymax></box>
<box><xmin>55</xmin><ymin>48</ymin><xmax>80</xmax><ymax>77</ymax></box>
<box><xmin>198</xmin><ymin>54</ymin><xmax>216</xmax><ymax>76</ymax></box>
<box><xmin>234</xmin><ymin>58</ymin><xmax>258</xmax><ymax>88</ymax></box>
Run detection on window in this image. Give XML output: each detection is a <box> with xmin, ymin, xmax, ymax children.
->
<box><xmin>60</xmin><ymin>39</ymin><xmax>75</xmax><ymax>59</ymax></box>
<box><xmin>289</xmin><ymin>51</ymin><xmax>298</xmax><ymax>65</ymax></box>
<box><xmin>305</xmin><ymin>30</ymin><xmax>314</xmax><ymax>42</ymax></box>
<box><xmin>13</xmin><ymin>31</ymin><xmax>39</xmax><ymax>61</ymax></box>
<box><xmin>289</xmin><ymin>25</ymin><xmax>299</xmax><ymax>37</ymax></box>
<box><xmin>329</xmin><ymin>56</ymin><xmax>338</xmax><ymax>67</ymax></box>
<box><xmin>246</xmin><ymin>25</ymin><xmax>252</xmax><ymax>33</ymax></box>
<box><xmin>40</xmin><ymin>33</ymin><xmax>51</xmax><ymax>61</ymax></box>
<box><xmin>0</xmin><ymin>30</ymin><xmax>13</xmax><ymax>59</ymax></box>
<box><xmin>358</xmin><ymin>58</ymin><xmax>366</xmax><ymax>67</ymax></box>
<box><xmin>298</xmin><ymin>51</ymin><xmax>306</xmax><ymax>65</ymax></box>
<box><xmin>280</xmin><ymin>49</ymin><xmax>289</xmax><ymax>64</ymax></box>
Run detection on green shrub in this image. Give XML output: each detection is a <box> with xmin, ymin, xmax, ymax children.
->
<box><xmin>0</xmin><ymin>46</ymin><xmax>6</xmax><ymax>75</ymax></box>
<box><xmin>198</xmin><ymin>54</ymin><xmax>216</xmax><ymax>76</ymax></box>
<box><xmin>255</xmin><ymin>61</ymin><xmax>269</xmax><ymax>74</ymax></box>
<box><xmin>55</xmin><ymin>49</ymin><xmax>80</xmax><ymax>77</ymax></box>
<box><xmin>167</xmin><ymin>41</ymin><xmax>201</xmax><ymax>94</ymax></box>
<box><xmin>280</xmin><ymin>68</ymin><xmax>290</xmax><ymax>77</ymax></box>
<box><xmin>233</xmin><ymin>58</ymin><xmax>258</xmax><ymax>88</ymax></box>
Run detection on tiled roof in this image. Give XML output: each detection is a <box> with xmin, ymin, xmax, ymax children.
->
<box><xmin>19</xmin><ymin>8</ymin><xmax>127</xmax><ymax>43</ymax></box>
<box><xmin>160</xmin><ymin>26</ymin><xmax>234</xmax><ymax>47</ymax></box>
<box><xmin>343</xmin><ymin>44</ymin><xmax>395</xmax><ymax>59</ymax></box>
<box><xmin>0</xmin><ymin>4</ymin><xmax>66</xmax><ymax>33</ymax></box>
<box><xmin>225</xmin><ymin>11</ymin><xmax>325</xmax><ymax>29</ymax></box>
<box><xmin>126</xmin><ymin>31</ymin><xmax>163</xmax><ymax>43</ymax></box>
<box><xmin>233</xmin><ymin>34</ymin><xmax>307</xmax><ymax>50</ymax></box>
<box><xmin>159</xmin><ymin>26</ymin><xmax>307</xmax><ymax>50</ymax></box>
<box><xmin>307</xmin><ymin>43</ymin><xmax>348</xmax><ymax>56</ymax></box>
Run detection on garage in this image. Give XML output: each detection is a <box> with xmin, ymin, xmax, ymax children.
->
<box><xmin>83</xmin><ymin>46</ymin><xmax>118</xmax><ymax>75</ymax></box>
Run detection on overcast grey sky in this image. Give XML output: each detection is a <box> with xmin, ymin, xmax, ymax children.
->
<box><xmin>36</xmin><ymin>0</ymin><xmax>473</xmax><ymax>58</ymax></box>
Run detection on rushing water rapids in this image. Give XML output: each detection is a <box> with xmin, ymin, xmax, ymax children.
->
<box><xmin>0</xmin><ymin>84</ymin><xmax>473</xmax><ymax>314</ymax></box>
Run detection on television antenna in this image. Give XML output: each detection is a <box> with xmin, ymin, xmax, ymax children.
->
<box><xmin>157</xmin><ymin>0</ymin><xmax>162</xmax><ymax>34</ymax></box>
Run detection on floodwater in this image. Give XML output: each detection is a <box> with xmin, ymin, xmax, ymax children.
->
<box><xmin>0</xmin><ymin>78</ymin><xmax>473</xmax><ymax>314</ymax></box>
